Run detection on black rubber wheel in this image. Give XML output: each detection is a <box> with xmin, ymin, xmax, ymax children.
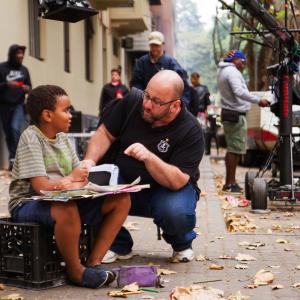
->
<box><xmin>245</xmin><ymin>171</ymin><xmax>257</xmax><ymax>200</ymax></box>
<box><xmin>252</xmin><ymin>178</ymin><xmax>268</xmax><ymax>210</ymax></box>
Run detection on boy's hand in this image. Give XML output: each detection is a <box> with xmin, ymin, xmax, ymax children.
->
<box><xmin>55</xmin><ymin>177</ymin><xmax>73</xmax><ymax>190</ymax></box>
<box><xmin>69</xmin><ymin>166</ymin><xmax>89</xmax><ymax>182</ymax></box>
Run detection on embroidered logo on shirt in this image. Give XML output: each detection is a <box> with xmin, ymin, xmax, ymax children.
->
<box><xmin>157</xmin><ymin>139</ymin><xmax>170</xmax><ymax>153</ymax></box>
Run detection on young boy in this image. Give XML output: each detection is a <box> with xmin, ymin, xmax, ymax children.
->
<box><xmin>8</xmin><ymin>85</ymin><xmax>131</xmax><ymax>288</ymax></box>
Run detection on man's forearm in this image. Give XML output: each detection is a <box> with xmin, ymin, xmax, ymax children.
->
<box><xmin>84</xmin><ymin>124</ymin><xmax>114</xmax><ymax>164</ymax></box>
<box><xmin>144</xmin><ymin>153</ymin><xmax>189</xmax><ymax>190</ymax></box>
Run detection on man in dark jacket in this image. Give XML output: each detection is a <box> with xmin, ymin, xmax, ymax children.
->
<box><xmin>99</xmin><ymin>67</ymin><xmax>129</xmax><ymax>117</ymax></box>
<box><xmin>0</xmin><ymin>44</ymin><xmax>32</xmax><ymax>168</ymax></box>
<box><xmin>189</xmin><ymin>72</ymin><xmax>211</xmax><ymax>116</ymax></box>
<box><xmin>130</xmin><ymin>31</ymin><xmax>190</xmax><ymax>105</ymax></box>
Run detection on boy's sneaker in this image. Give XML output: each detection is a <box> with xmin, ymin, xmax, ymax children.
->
<box><xmin>171</xmin><ymin>248</ymin><xmax>194</xmax><ymax>262</ymax></box>
<box><xmin>102</xmin><ymin>250</ymin><xmax>134</xmax><ymax>264</ymax></box>
<box><xmin>222</xmin><ymin>183</ymin><xmax>243</xmax><ymax>195</ymax></box>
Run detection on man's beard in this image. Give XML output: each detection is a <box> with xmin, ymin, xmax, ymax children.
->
<box><xmin>141</xmin><ymin>107</ymin><xmax>170</xmax><ymax>124</ymax></box>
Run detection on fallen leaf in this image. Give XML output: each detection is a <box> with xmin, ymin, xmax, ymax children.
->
<box><xmin>170</xmin><ymin>285</ymin><xmax>225</xmax><ymax>300</ymax></box>
<box><xmin>209</xmin><ymin>264</ymin><xmax>224</xmax><ymax>270</ymax></box>
<box><xmin>122</xmin><ymin>282</ymin><xmax>140</xmax><ymax>292</ymax></box>
<box><xmin>295</xmin><ymin>265</ymin><xmax>300</xmax><ymax>270</ymax></box>
<box><xmin>283</xmin><ymin>212</ymin><xmax>294</xmax><ymax>217</ymax></box>
<box><xmin>246</xmin><ymin>246</ymin><xmax>257</xmax><ymax>250</ymax></box>
<box><xmin>267</xmin><ymin>229</ymin><xmax>273</xmax><ymax>234</ymax></box>
<box><xmin>272</xmin><ymin>284</ymin><xmax>284</xmax><ymax>290</ymax></box>
<box><xmin>168</xmin><ymin>257</ymin><xmax>180</xmax><ymax>263</ymax></box>
<box><xmin>228</xmin><ymin>290</ymin><xmax>250</xmax><ymax>300</ymax></box>
<box><xmin>244</xmin><ymin>285</ymin><xmax>258</xmax><ymax>289</ymax></box>
<box><xmin>0</xmin><ymin>294</ymin><xmax>24</xmax><ymax>300</ymax></box>
<box><xmin>235</xmin><ymin>253</ymin><xmax>256</xmax><ymax>261</ymax></box>
<box><xmin>235</xmin><ymin>264</ymin><xmax>249</xmax><ymax>270</ymax></box>
<box><xmin>292</xmin><ymin>283</ymin><xmax>300</xmax><ymax>288</ymax></box>
<box><xmin>157</xmin><ymin>268</ymin><xmax>177</xmax><ymax>275</ymax></box>
<box><xmin>276</xmin><ymin>238</ymin><xmax>289</xmax><ymax>244</ymax></box>
<box><xmin>124</xmin><ymin>221</ymin><xmax>140</xmax><ymax>231</ymax></box>
<box><xmin>254</xmin><ymin>269</ymin><xmax>274</xmax><ymax>285</ymax></box>
<box><xmin>196</xmin><ymin>255</ymin><xmax>208</xmax><ymax>261</ymax></box>
<box><xmin>216</xmin><ymin>236</ymin><xmax>224</xmax><ymax>240</ymax></box>
<box><xmin>284</xmin><ymin>248</ymin><xmax>293</xmax><ymax>252</ymax></box>
<box><xmin>272</xmin><ymin>224</ymin><xmax>282</xmax><ymax>231</ymax></box>
<box><xmin>200</xmin><ymin>191</ymin><xmax>208</xmax><ymax>197</ymax></box>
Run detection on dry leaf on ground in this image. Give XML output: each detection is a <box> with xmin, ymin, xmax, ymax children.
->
<box><xmin>157</xmin><ymin>268</ymin><xmax>177</xmax><ymax>275</ymax></box>
<box><xmin>227</xmin><ymin>291</ymin><xmax>250</xmax><ymax>300</ymax></box>
<box><xmin>0</xmin><ymin>295</ymin><xmax>24</xmax><ymax>300</ymax></box>
<box><xmin>283</xmin><ymin>212</ymin><xmax>294</xmax><ymax>217</ymax></box>
<box><xmin>209</xmin><ymin>264</ymin><xmax>224</xmax><ymax>270</ymax></box>
<box><xmin>170</xmin><ymin>285</ymin><xmax>225</xmax><ymax>300</ymax></box>
<box><xmin>295</xmin><ymin>265</ymin><xmax>300</xmax><ymax>270</ymax></box>
<box><xmin>219</xmin><ymin>255</ymin><xmax>232</xmax><ymax>259</ymax></box>
<box><xmin>244</xmin><ymin>285</ymin><xmax>258</xmax><ymax>289</ymax></box>
<box><xmin>254</xmin><ymin>269</ymin><xmax>274</xmax><ymax>285</ymax></box>
<box><xmin>235</xmin><ymin>253</ymin><xmax>256</xmax><ymax>261</ymax></box>
<box><xmin>271</xmin><ymin>284</ymin><xmax>284</xmax><ymax>290</ymax></box>
<box><xmin>276</xmin><ymin>239</ymin><xmax>289</xmax><ymax>244</ymax></box>
<box><xmin>124</xmin><ymin>221</ymin><xmax>140</xmax><ymax>231</ymax></box>
<box><xmin>235</xmin><ymin>264</ymin><xmax>249</xmax><ymax>270</ymax></box>
<box><xmin>108</xmin><ymin>282</ymin><xmax>143</xmax><ymax>297</ymax></box>
<box><xmin>268</xmin><ymin>265</ymin><xmax>280</xmax><ymax>269</ymax></box>
<box><xmin>292</xmin><ymin>283</ymin><xmax>300</xmax><ymax>288</ymax></box>
<box><xmin>196</xmin><ymin>255</ymin><xmax>208</xmax><ymax>261</ymax></box>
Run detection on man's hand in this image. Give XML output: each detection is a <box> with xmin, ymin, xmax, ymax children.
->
<box><xmin>124</xmin><ymin>143</ymin><xmax>152</xmax><ymax>162</ymax></box>
<box><xmin>7</xmin><ymin>80</ymin><xmax>21</xmax><ymax>88</ymax></box>
<box><xmin>80</xmin><ymin>159</ymin><xmax>95</xmax><ymax>172</ymax></box>
<box><xmin>22</xmin><ymin>84</ymin><xmax>31</xmax><ymax>93</ymax></box>
<box><xmin>259</xmin><ymin>98</ymin><xmax>270</xmax><ymax>107</ymax></box>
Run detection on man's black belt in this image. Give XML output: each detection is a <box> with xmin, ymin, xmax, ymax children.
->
<box><xmin>239</xmin><ymin>112</ymin><xmax>246</xmax><ymax>116</ymax></box>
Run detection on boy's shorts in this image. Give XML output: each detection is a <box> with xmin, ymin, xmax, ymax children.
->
<box><xmin>11</xmin><ymin>198</ymin><xmax>104</xmax><ymax>227</ymax></box>
<box><xmin>222</xmin><ymin>115</ymin><xmax>247</xmax><ymax>155</ymax></box>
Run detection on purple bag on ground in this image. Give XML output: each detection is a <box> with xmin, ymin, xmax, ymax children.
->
<box><xmin>115</xmin><ymin>265</ymin><xmax>160</xmax><ymax>287</ymax></box>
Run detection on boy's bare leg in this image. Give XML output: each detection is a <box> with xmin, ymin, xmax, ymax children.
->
<box><xmin>87</xmin><ymin>193</ymin><xmax>131</xmax><ymax>265</ymax></box>
<box><xmin>51</xmin><ymin>201</ymin><xmax>83</xmax><ymax>282</ymax></box>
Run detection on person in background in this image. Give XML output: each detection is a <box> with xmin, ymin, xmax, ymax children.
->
<box><xmin>99</xmin><ymin>68</ymin><xmax>129</xmax><ymax>117</ymax></box>
<box><xmin>130</xmin><ymin>31</ymin><xmax>190</xmax><ymax>106</ymax></box>
<box><xmin>217</xmin><ymin>50</ymin><xmax>269</xmax><ymax>194</ymax></box>
<box><xmin>189</xmin><ymin>72</ymin><xmax>211</xmax><ymax>116</ymax></box>
<box><xmin>0</xmin><ymin>44</ymin><xmax>32</xmax><ymax>169</ymax></box>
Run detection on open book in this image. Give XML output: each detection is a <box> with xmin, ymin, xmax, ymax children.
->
<box><xmin>39</xmin><ymin>177</ymin><xmax>150</xmax><ymax>202</ymax></box>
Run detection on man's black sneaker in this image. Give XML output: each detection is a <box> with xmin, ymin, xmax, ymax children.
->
<box><xmin>222</xmin><ymin>183</ymin><xmax>243</xmax><ymax>194</ymax></box>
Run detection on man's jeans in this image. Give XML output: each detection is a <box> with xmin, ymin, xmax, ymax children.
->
<box><xmin>111</xmin><ymin>183</ymin><xmax>199</xmax><ymax>255</ymax></box>
<box><xmin>0</xmin><ymin>104</ymin><xmax>26</xmax><ymax>160</ymax></box>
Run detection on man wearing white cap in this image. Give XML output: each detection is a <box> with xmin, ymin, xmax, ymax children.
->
<box><xmin>130</xmin><ymin>31</ymin><xmax>190</xmax><ymax>105</ymax></box>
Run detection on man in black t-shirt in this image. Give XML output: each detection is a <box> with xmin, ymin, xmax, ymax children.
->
<box><xmin>84</xmin><ymin>70</ymin><xmax>204</xmax><ymax>263</ymax></box>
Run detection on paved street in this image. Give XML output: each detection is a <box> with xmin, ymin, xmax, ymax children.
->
<box><xmin>1</xmin><ymin>153</ymin><xmax>300</xmax><ymax>299</ymax></box>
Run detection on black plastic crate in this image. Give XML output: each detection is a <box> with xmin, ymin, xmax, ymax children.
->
<box><xmin>0</xmin><ymin>218</ymin><xmax>95</xmax><ymax>289</ymax></box>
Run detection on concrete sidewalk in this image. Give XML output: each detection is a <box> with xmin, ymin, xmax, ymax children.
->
<box><xmin>0</xmin><ymin>156</ymin><xmax>300</xmax><ymax>299</ymax></box>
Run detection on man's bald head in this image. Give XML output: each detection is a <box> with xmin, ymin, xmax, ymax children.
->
<box><xmin>147</xmin><ymin>70</ymin><xmax>184</xmax><ymax>100</ymax></box>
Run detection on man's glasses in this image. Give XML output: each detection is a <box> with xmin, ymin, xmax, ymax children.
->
<box><xmin>142</xmin><ymin>90</ymin><xmax>178</xmax><ymax>106</ymax></box>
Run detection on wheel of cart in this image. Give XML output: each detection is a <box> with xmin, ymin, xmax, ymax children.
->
<box><xmin>245</xmin><ymin>171</ymin><xmax>257</xmax><ymax>200</ymax></box>
<box><xmin>251</xmin><ymin>178</ymin><xmax>268</xmax><ymax>210</ymax></box>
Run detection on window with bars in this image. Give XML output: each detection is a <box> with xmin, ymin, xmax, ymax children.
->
<box><xmin>84</xmin><ymin>18</ymin><xmax>95</xmax><ymax>82</ymax></box>
<box><xmin>28</xmin><ymin>0</ymin><xmax>41</xmax><ymax>59</ymax></box>
<box><xmin>64</xmin><ymin>22</ymin><xmax>70</xmax><ymax>72</ymax></box>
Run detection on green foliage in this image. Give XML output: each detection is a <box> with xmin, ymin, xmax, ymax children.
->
<box><xmin>174</xmin><ymin>0</ymin><xmax>219</xmax><ymax>93</ymax></box>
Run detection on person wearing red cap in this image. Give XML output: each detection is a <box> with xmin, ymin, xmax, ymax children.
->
<box><xmin>0</xmin><ymin>44</ymin><xmax>32</xmax><ymax>169</ymax></box>
<box><xmin>217</xmin><ymin>49</ymin><xmax>269</xmax><ymax>194</ymax></box>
